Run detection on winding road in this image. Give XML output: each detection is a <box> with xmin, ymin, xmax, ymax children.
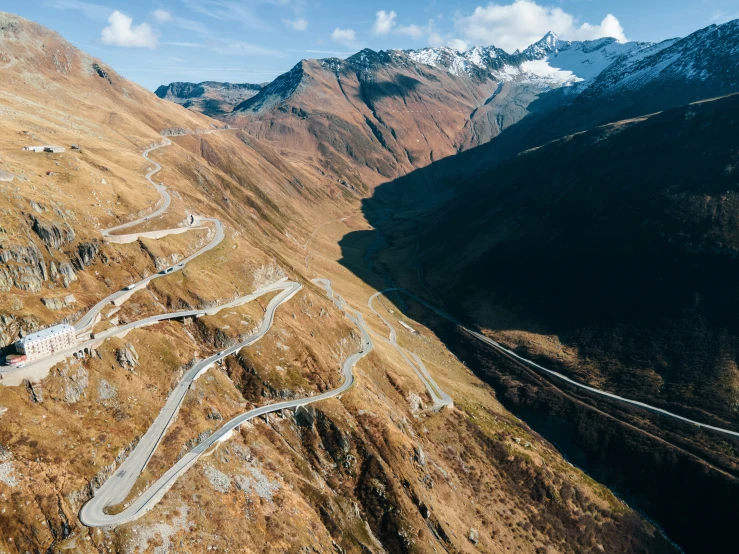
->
<box><xmin>79</xmin><ymin>277</ymin><xmax>373</xmax><ymax>527</ymax></box>
<box><xmin>74</xmin><ymin>138</ymin><xmax>225</xmax><ymax>334</ymax></box>
<box><xmin>377</xmin><ymin>287</ymin><xmax>739</xmax><ymax>439</ymax></box>
<box><xmin>72</xmin><ymin>134</ymin><xmax>373</xmax><ymax>526</ymax></box>
<box><xmin>368</xmin><ymin>291</ymin><xmax>452</xmax><ymax>411</ymax></box>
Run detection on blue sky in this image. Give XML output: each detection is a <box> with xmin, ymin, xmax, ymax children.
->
<box><xmin>4</xmin><ymin>0</ymin><xmax>739</xmax><ymax>90</ymax></box>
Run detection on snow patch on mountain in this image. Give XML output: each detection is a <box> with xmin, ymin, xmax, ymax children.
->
<box><xmin>405</xmin><ymin>34</ymin><xmax>652</xmax><ymax>91</ymax></box>
<box><xmin>516</xmin><ymin>59</ymin><xmax>583</xmax><ymax>87</ymax></box>
<box><xmin>583</xmin><ymin>19</ymin><xmax>739</xmax><ymax>99</ymax></box>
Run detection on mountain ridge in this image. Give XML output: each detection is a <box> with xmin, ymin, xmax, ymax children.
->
<box><xmin>155</xmin><ymin>80</ymin><xmax>264</xmax><ymax>117</ymax></box>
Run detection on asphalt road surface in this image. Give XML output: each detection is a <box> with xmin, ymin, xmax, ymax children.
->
<box><xmin>74</xmin><ymin>139</ymin><xmax>225</xmax><ymax>333</ymax></box>
<box><xmin>368</xmin><ymin>291</ymin><xmax>452</xmax><ymax>411</ymax></box>
<box><xmin>79</xmin><ymin>278</ymin><xmax>372</xmax><ymax>527</ymax></box>
<box><xmin>73</xmin><ymin>132</ymin><xmax>375</xmax><ymax>527</ymax></box>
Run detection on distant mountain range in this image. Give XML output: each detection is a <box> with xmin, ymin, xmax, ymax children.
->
<box><xmin>158</xmin><ymin>20</ymin><xmax>739</xmax><ymax>193</ymax></box>
<box><xmin>154</xmin><ymin>81</ymin><xmax>263</xmax><ymax>117</ymax></box>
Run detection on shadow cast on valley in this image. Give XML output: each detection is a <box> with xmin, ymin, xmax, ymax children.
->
<box><xmin>336</xmin><ymin>94</ymin><xmax>739</xmax><ymax>554</ymax></box>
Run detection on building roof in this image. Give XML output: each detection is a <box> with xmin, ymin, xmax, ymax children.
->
<box><xmin>19</xmin><ymin>324</ymin><xmax>75</xmax><ymax>345</ymax></box>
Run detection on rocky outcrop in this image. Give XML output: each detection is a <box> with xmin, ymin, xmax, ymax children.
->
<box><xmin>97</xmin><ymin>378</ymin><xmax>116</xmax><ymax>401</ymax></box>
<box><xmin>160</xmin><ymin>127</ymin><xmax>191</xmax><ymax>137</ymax></box>
<box><xmin>0</xmin><ymin>312</ymin><xmax>40</xmax><ymax>348</ymax></box>
<box><xmin>41</xmin><ymin>294</ymin><xmax>75</xmax><ymax>311</ymax></box>
<box><xmin>72</xmin><ymin>240</ymin><xmax>98</xmax><ymax>269</ymax></box>
<box><xmin>0</xmin><ymin>242</ymin><xmax>47</xmax><ymax>292</ymax></box>
<box><xmin>115</xmin><ymin>343</ymin><xmax>139</xmax><ymax>370</ymax></box>
<box><xmin>52</xmin><ymin>261</ymin><xmax>77</xmax><ymax>288</ymax></box>
<box><xmin>60</xmin><ymin>365</ymin><xmax>88</xmax><ymax>404</ymax></box>
<box><xmin>23</xmin><ymin>379</ymin><xmax>43</xmax><ymax>403</ymax></box>
<box><xmin>92</xmin><ymin>62</ymin><xmax>112</xmax><ymax>84</ymax></box>
<box><xmin>30</xmin><ymin>215</ymin><xmax>75</xmax><ymax>250</ymax></box>
<box><xmin>155</xmin><ymin>81</ymin><xmax>262</xmax><ymax>117</ymax></box>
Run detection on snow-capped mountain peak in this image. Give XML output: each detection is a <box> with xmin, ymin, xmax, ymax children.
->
<box><xmin>522</xmin><ymin>31</ymin><xmax>566</xmax><ymax>58</ymax></box>
<box><xmin>403</xmin><ymin>34</ymin><xmax>651</xmax><ymax>90</ymax></box>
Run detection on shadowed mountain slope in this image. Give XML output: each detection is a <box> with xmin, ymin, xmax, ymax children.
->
<box><xmin>421</xmin><ymin>93</ymin><xmax>739</xmax><ymax>418</ymax></box>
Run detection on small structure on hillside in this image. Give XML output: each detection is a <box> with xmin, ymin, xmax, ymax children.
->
<box><xmin>14</xmin><ymin>324</ymin><xmax>77</xmax><ymax>362</ymax></box>
<box><xmin>23</xmin><ymin>145</ymin><xmax>66</xmax><ymax>153</ymax></box>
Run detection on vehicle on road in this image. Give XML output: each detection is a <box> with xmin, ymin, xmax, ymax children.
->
<box><xmin>124</xmin><ymin>284</ymin><xmax>136</xmax><ymax>291</ymax></box>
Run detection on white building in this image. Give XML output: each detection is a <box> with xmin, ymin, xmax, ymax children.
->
<box><xmin>15</xmin><ymin>324</ymin><xmax>77</xmax><ymax>361</ymax></box>
<box><xmin>22</xmin><ymin>145</ymin><xmax>66</xmax><ymax>153</ymax></box>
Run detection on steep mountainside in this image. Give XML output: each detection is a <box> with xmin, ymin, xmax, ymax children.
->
<box><xmin>155</xmin><ymin>81</ymin><xmax>263</xmax><ymax>117</ymax></box>
<box><xmin>0</xmin><ymin>12</ymin><xmax>674</xmax><ymax>554</ymax></box>
<box><xmin>422</xmin><ymin>93</ymin><xmax>739</xmax><ymax>423</ymax></box>
<box><xmin>224</xmin><ymin>35</ymin><xmax>651</xmax><ymax>193</ymax></box>
<box><xmin>339</xmin><ymin>93</ymin><xmax>739</xmax><ymax>553</ymax></box>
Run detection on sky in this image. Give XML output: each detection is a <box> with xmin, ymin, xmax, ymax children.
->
<box><xmin>4</xmin><ymin>0</ymin><xmax>739</xmax><ymax>90</ymax></box>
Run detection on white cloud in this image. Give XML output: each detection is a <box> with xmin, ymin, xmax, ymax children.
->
<box><xmin>454</xmin><ymin>0</ymin><xmax>627</xmax><ymax>53</ymax></box>
<box><xmin>371</xmin><ymin>10</ymin><xmax>429</xmax><ymax>40</ymax></box>
<box><xmin>396</xmin><ymin>24</ymin><xmax>425</xmax><ymax>39</ymax></box>
<box><xmin>100</xmin><ymin>10</ymin><xmax>158</xmax><ymax>48</ymax></box>
<box><xmin>284</xmin><ymin>18</ymin><xmax>308</xmax><ymax>31</ymax></box>
<box><xmin>707</xmin><ymin>10</ymin><xmax>739</xmax><ymax>24</ymax></box>
<box><xmin>331</xmin><ymin>27</ymin><xmax>357</xmax><ymax>46</ymax></box>
<box><xmin>568</xmin><ymin>14</ymin><xmax>626</xmax><ymax>43</ymax></box>
<box><xmin>149</xmin><ymin>8</ymin><xmax>213</xmax><ymax>40</ymax></box>
<box><xmin>164</xmin><ymin>41</ymin><xmax>203</xmax><ymax>48</ymax></box>
<box><xmin>183</xmin><ymin>0</ymin><xmax>271</xmax><ymax>31</ymax></box>
<box><xmin>448</xmin><ymin>38</ymin><xmax>469</xmax><ymax>52</ymax></box>
<box><xmin>372</xmin><ymin>10</ymin><xmax>397</xmax><ymax>35</ymax></box>
<box><xmin>152</xmin><ymin>8</ymin><xmax>172</xmax><ymax>22</ymax></box>
<box><xmin>428</xmin><ymin>31</ymin><xmax>446</xmax><ymax>47</ymax></box>
<box><xmin>210</xmin><ymin>40</ymin><xmax>285</xmax><ymax>57</ymax></box>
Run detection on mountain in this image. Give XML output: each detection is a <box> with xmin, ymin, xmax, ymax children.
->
<box><xmin>0</xmin><ymin>12</ymin><xmax>675</xmax><ymax>554</ymax></box>
<box><xmin>155</xmin><ymin>81</ymin><xmax>263</xmax><ymax>117</ymax></box>
<box><xmin>219</xmin><ymin>35</ymin><xmax>653</xmax><ymax>193</ymax></box>
<box><xmin>207</xmin><ymin>21</ymin><xmax>739</xmax><ymax>204</ymax></box>
<box><xmin>423</xmin><ymin>93</ymin><xmax>739</xmax><ymax>421</ymax></box>
<box><xmin>468</xmin><ymin>19</ymin><xmax>739</xmax><ymax>172</ymax></box>
<box><xmin>330</xmin><ymin>19</ymin><xmax>739</xmax><ymax>553</ymax></box>
<box><xmin>355</xmin><ymin>92</ymin><xmax>739</xmax><ymax>554</ymax></box>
